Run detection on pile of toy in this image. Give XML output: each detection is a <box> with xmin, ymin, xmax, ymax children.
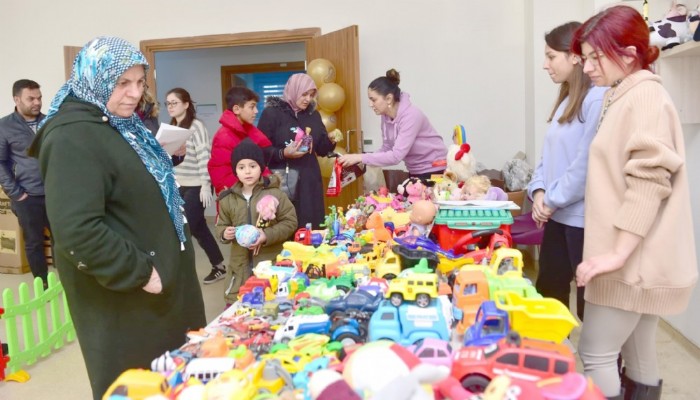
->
<box><xmin>103</xmin><ymin>127</ymin><xmax>604</xmax><ymax>399</ymax></box>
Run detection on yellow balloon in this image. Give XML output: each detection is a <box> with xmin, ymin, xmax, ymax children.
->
<box><xmin>317</xmin><ymin>83</ymin><xmax>346</xmax><ymax>113</ymax></box>
<box><xmin>318</xmin><ymin>148</ymin><xmax>345</xmax><ymax>179</ymax></box>
<box><xmin>307</xmin><ymin>58</ymin><xmax>336</xmax><ymax>88</ymax></box>
<box><xmin>319</xmin><ymin>109</ymin><xmax>338</xmax><ymax>132</ymax></box>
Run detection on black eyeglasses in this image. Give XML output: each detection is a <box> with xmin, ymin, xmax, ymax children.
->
<box><xmin>164</xmin><ymin>101</ymin><xmax>181</xmax><ymax>107</ymax></box>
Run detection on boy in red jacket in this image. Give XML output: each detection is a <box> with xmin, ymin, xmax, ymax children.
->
<box><xmin>208</xmin><ymin>87</ymin><xmax>272</xmax><ymax>196</ymax></box>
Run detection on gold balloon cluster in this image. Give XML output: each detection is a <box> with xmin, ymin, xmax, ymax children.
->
<box><xmin>308</xmin><ymin>58</ymin><xmax>346</xmax><ymax>123</ymax></box>
<box><xmin>308</xmin><ymin>58</ymin><xmax>347</xmax><ymax>178</ymax></box>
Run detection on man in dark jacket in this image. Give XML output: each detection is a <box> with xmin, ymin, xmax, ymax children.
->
<box><xmin>0</xmin><ymin>79</ymin><xmax>51</xmax><ymax>286</ymax></box>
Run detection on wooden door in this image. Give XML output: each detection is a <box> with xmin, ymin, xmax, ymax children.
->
<box><xmin>63</xmin><ymin>46</ymin><xmax>82</xmax><ymax>80</ymax></box>
<box><xmin>306</xmin><ymin>25</ymin><xmax>363</xmax><ymax>212</ymax></box>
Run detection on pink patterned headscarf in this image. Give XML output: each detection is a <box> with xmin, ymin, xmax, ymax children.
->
<box><xmin>282</xmin><ymin>73</ymin><xmax>317</xmax><ymax>113</ymax></box>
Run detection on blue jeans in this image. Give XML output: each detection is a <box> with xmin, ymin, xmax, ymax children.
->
<box><xmin>11</xmin><ymin>195</ymin><xmax>51</xmax><ymax>281</ymax></box>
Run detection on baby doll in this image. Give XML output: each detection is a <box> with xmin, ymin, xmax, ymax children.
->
<box><xmin>462</xmin><ymin>174</ymin><xmax>508</xmax><ymax>201</ymax></box>
<box><xmin>444</xmin><ymin>125</ymin><xmax>477</xmax><ymax>184</ymax></box>
<box><xmin>407</xmin><ymin>199</ymin><xmax>437</xmax><ymax>237</ymax></box>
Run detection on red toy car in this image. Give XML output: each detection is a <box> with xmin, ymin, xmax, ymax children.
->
<box><xmin>451</xmin><ymin>332</ymin><xmax>576</xmax><ymax>393</ymax></box>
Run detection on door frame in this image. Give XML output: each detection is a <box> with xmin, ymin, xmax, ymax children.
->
<box><xmin>220</xmin><ymin>61</ymin><xmax>306</xmax><ymax>112</ymax></box>
<box><xmin>140</xmin><ymin>28</ymin><xmax>321</xmax><ymax>95</ymax></box>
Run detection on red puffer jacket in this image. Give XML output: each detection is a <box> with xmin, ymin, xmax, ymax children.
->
<box><xmin>208</xmin><ymin>110</ymin><xmax>272</xmax><ymax>195</ymax></box>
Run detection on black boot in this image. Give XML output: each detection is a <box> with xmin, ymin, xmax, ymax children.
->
<box><xmin>621</xmin><ymin>374</ymin><xmax>662</xmax><ymax>400</ymax></box>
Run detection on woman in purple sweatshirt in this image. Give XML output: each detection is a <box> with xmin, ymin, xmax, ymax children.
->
<box><xmin>338</xmin><ymin>69</ymin><xmax>447</xmax><ymax>180</ymax></box>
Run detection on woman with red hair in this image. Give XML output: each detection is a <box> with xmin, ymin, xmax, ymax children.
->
<box><xmin>572</xmin><ymin>6</ymin><xmax>697</xmax><ymax>399</ymax></box>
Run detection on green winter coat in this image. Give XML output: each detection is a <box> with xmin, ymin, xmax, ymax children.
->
<box><xmin>216</xmin><ymin>174</ymin><xmax>297</xmax><ymax>303</ymax></box>
<box><xmin>29</xmin><ymin>98</ymin><xmax>206</xmax><ymax>399</ymax></box>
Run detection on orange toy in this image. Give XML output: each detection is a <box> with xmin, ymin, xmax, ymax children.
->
<box><xmin>365</xmin><ymin>212</ymin><xmax>392</xmax><ymax>242</ymax></box>
<box><xmin>199</xmin><ymin>332</ymin><xmax>229</xmax><ymax>358</ymax></box>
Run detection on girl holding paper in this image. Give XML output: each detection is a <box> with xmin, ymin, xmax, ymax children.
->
<box><xmin>166</xmin><ymin>87</ymin><xmax>226</xmax><ymax>284</ymax></box>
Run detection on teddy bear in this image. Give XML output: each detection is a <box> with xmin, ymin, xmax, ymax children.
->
<box><xmin>432</xmin><ymin>178</ymin><xmax>461</xmax><ymax>201</ymax></box>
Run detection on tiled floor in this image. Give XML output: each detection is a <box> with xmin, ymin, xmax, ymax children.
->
<box><xmin>1</xmin><ymin>241</ymin><xmax>699</xmax><ymax>399</ymax></box>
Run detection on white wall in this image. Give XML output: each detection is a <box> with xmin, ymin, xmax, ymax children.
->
<box><xmin>1</xmin><ymin>0</ymin><xmax>531</xmax><ymax>170</ymax></box>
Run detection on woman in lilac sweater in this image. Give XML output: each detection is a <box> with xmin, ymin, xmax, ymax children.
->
<box><xmin>338</xmin><ymin>69</ymin><xmax>447</xmax><ymax>180</ymax></box>
<box><xmin>527</xmin><ymin>22</ymin><xmax>605</xmax><ymax>322</ymax></box>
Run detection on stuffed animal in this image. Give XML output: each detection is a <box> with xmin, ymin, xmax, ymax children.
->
<box><xmin>256</xmin><ymin>194</ymin><xmax>280</xmax><ymax>228</ymax></box>
<box><xmin>650</xmin><ymin>1</ymin><xmax>691</xmax><ymax>50</ymax></box>
<box><xmin>308</xmin><ymin>369</ymin><xmax>362</xmax><ymax>400</ymax></box>
<box><xmin>365</xmin><ymin>211</ymin><xmax>392</xmax><ymax>242</ymax></box>
<box><xmin>444</xmin><ymin>125</ymin><xmax>477</xmax><ymax>184</ymax></box>
<box><xmin>397</xmin><ymin>177</ymin><xmax>433</xmax><ymax>204</ymax></box>
<box><xmin>327</xmin><ymin>128</ymin><xmax>344</xmax><ymax>144</ymax></box>
<box><xmin>432</xmin><ymin>178</ymin><xmax>461</xmax><ymax>201</ymax></box>
<box><xmin>462</xmin><ymin>175</ymin><xmax>508</xmax><ymax>201</ymax></box>
<box><xmin>407</xmin><ymin>200</ymin><xmax>437</xmax><ymax>237</ymax></box>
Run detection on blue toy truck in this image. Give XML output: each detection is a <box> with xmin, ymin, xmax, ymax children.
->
<box><xmin>368</xmin><ymin>299</ymin><xmax>450</xmax><ymax>346</ymax></box>
<box><xmin>463</xmin><ymin>300</ymin><xmax>509</xmax><ymax>346</ymax></box>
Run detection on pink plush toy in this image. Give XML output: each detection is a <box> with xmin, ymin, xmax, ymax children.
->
<box><xmin>256</xmin><ymin>194</ymin><xmax>280</xmax><ymax>228</ymax></box>
<box><xmin>397</xmin><ymin>177</ymin><xmax>433</xmax><ymax>204</ymax></box>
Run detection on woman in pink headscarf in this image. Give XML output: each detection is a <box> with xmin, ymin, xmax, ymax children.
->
<box><xmin>257</xmin><ymin>73</ymin><xmax>337</xmax><ymax>228</ymax></box>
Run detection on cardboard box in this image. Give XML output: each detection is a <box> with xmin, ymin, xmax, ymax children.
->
<box><xmin>0</xmin><ymin>191</ymin><xmax>30</xmax><ymax>274</ymax></box>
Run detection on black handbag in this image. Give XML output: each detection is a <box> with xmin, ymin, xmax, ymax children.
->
<box><xmin>271</xmin><ymin>165</ymin><xmax>299</xmax><ymax>199</ymax></box>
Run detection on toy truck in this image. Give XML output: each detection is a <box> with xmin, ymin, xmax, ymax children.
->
<box><xmin>451</xmin><ymin>248</ymin><xmax>541</xmax><ymax>334</ymax></box>
<box><xmin>491</xmin><ymin>291</ymin><xmax>578</xmax><ymax>343</ymax></box>
<box><xmin>463</xmin><ymin>295</ymin><xmax>578</xmax><ymax>347</ymax></box>
<box><xmin>368</xmin><ymin>299</ymin><xmax>450</xmax><ymax>346</ymax></box>
<box><xmin>273</xmin><ymin>314</ymin><xmax>364</xmax><ymax>345</ymax></box>
<box><xmin>386</xmin><ymin>267</ymin><xmax>439</xmax><ymax>308</ymax></box>
<box><xmin>392</xmin><ymin>244</ymin><xmax>439</xmax><ymax>271</ymax></box>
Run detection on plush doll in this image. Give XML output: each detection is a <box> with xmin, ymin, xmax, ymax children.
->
<box><xmin>397</xmin><ymin>177</ymin><xmax>433</xmax><ymax>204</ymax></box>
<box><xmin>650</xmin><ymin>1</ymin><xmax>691</xmax><ymax>50</ymax></box>
<box><xmin>308</xmin><ymin>369</ymin><xmax>362</xmax><ymax>400</ymax></box>
<box><xmin>444</xmin><ymin>125</ymin><xmax>477</xmax><ymax>184</ymax></box>
<box><xmin>432</xmin><ymin>178</ymin><xmax>461</xmax><ymax>201</ymax></box>
<box><xmin>407</xmin><ymin>200</ymin><xmax>437</xmax><ymax>237</ymax></box>
<box><xmin>327</xmin><ymin>128</ymin><xmax>344</xmax><ymax>144</ymax></box>
<box><xmin>256</xmin><ymin>194</ymin><xmax>280</xmax><ymax>228</ymax></box>
<box><xmin>462</xmin><ymin>175</ymin><xmax>508</xmax><ymax>201</ymax></box>
<box><xmin>365</xmin><ymin>211</ymin><xmax>392</xmax><ymax>242</ymax></box>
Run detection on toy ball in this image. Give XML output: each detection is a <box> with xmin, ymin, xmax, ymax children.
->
<box><xmin>307</xmin><ymin>58</ymin><xmax>337</xmax><ymax>87</ymax></box>
<box><xmin>342</xmin><ymin>340</ymin><xmax>421</xmax><ymax>393</ymax></box>
<box><xmin>317</xmin><ymin>83</ymin><xmax>346</xmax><ymax>112</ymax></box>
<box><xmin>235</xmin><ymin>224</ymin><xmax>260</xmax><ymax>247</ymax></box>
<box><xmin>319</xmin><ymin>109</ymin><xmax>338</xmax><ymax>132</ymax></box>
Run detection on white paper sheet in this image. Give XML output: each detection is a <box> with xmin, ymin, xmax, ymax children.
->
<box><xmin>436</xmin><ymin>200</ymin><xmax>521</xmax><ymax>210</ymax></box>
<box><xmin>155</xmin><ymin>123</ymin><xmax>193</xmax><ymax>155</ymax></box>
